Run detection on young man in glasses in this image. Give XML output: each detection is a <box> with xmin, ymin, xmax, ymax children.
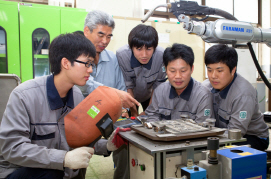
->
<box><xmin>0</xmin><ymin>33</ymin><xmax>139</xmax><ymax>179</ymax></box>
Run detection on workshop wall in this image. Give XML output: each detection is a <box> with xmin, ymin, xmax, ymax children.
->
<box><xmin>103</xmin><ymin>17</ymin><xmax>205</xmax><ymax>82</ymax></box>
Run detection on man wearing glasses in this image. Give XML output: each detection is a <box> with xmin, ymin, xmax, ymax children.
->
<box><xmin>0</xmin><ymin>33</ymin><xmax>139</xmax><ymax>179</ymax></box>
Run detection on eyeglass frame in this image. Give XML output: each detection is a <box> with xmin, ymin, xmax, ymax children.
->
<box><xmin>74</xmin><ymin>59</ymin><xmax>95</xmax><ymax>68</ymax></box>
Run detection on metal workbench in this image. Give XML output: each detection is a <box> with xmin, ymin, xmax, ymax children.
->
<box><xmin>120</xmin><ymin>130</ymin><xmax>246</xmax><ymax>179</ymax></box>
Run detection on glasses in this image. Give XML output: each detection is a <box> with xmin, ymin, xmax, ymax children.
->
<box><xmin>74</xmin><ymin>59</ymin><xmax>95</xmax><ymax>68</ymax></box>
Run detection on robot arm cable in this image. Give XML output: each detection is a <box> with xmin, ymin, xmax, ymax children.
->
<box><xmin>247</xmin><ymin>42</ymin><xmax>271</xmax><ymax>90</ymax></box>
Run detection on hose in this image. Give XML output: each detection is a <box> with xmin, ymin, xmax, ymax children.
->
<box><xmin>247</xmin><ymin>42</ymin><xmax>271</xmax><ymax>90</ymax></box>
<box><xmin>213</xmin><ymin>8</ymin><xmax>238</xmax><ymax>20</ymax></box>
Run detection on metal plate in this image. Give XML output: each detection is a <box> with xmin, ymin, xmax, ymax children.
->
<box><xmin>131</xmin><ymin>125</ymin><xmax>226</xmax><ymax>142</ymax></box>
<box><xmin>152</xmin><ymin>120</ymin><xmax>209</xmax><ymax>134</ymax></box>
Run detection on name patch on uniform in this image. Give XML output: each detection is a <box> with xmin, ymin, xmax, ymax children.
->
<box><xmin>239</xmin><ymin>111</ymin><xmax>247</xmax><ymax>119</ymax></box>
<box><xmin>204</xmin><ymin>109</ymin><xmax>210</xmax><ymax>116</ymax></box>
<box><xmin>162</xmin><ymin>66</ymin><xmax>166</xmax><ymax>72</ymax></box>
<box><xmin>87</xmin><ymin>105</ymin><xmax>100</xmax><ymax>118</ymax></box>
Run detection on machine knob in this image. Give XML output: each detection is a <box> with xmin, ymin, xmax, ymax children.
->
<box><xmin>139</xmin><ymin>164</ymin><xmax>146</xmax><ymax>171</ymax></box>
<box><xmin>131</xmin><ymin>159</ymin><xmax>135</xmax><ymax>167</ymax></box>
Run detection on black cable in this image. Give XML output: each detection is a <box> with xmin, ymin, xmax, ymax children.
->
<box><xmin>247</xmin><ymin>42</ymin><xmax>271</xmax><ymax>90</ymax></box>
<box><xmin>213</xmin><ymin>8</ymin><xmax>238</xmax><ymax>20</ymax></box>
<box><xmin>191</xmin><ymin>15</ymin><xmax>209</xmax><ymax>21</ymax></box>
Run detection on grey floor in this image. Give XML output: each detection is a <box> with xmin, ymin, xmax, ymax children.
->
<box><xmin>85</xmin><ymin>154</ymin><xmax>114</xmax><ymax>179</ymax></box>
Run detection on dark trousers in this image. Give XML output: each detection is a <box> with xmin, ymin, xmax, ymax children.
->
<box><xmin>113</xmin><ymin>145</ymin><xmax>129</xmax><ymax>179</ymax></box>
<box><xmin>6</xmin><ymin>167</ymin><xmax>64</xmax><ymax>179</ymax></box>
<box><xmin>72</xmin><ymin>168</ymin><xmax>86</xmax><ymax>179</ymax></box>
<box><xmin>234</xmin><ymin>134</ymin><xmax>269</xmax><ymax>151</ymax></box>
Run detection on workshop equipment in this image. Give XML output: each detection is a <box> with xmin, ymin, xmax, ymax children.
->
<box><xmin>228</xmin><ymin>129</ymin><xmax>242</xmax><ymax>140</ymax></box>
<box><xmin>142</xmin><ymin>1</ymin><xmax>271</xmax><ymax>90</ymax></box>
<box><xmin>65</xmin><ymin>86</ymin><xmax>122</xmax><ymax>148</ymax></box>
<box><xmin>217</xmin><ymin>146</ymin><xmax>266</xmax><ymax>179</ymax></box>
<box><xmin>199</xmin><ymin>137</ymin><xmax>222</xmax><ymax>179</ymax></box>
<box><xmin>131</xmin><ymin>120</ymin><xmax>226</xmax><ymax>141</ymax></box>
<box><xmin>123</xmin><ymin>130</ymin><xmax>246</xmax><ymax>179</ymax></box>
<box><xmin>181</xmin><ymin>165</ymin><xmax>206</xmax><ymax>179</ymax></box>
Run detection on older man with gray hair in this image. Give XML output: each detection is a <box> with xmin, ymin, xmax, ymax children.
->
<box><xmin>84</xmin><ymin>11</ymin><xmax>130</xmax><ymax>117</ymax></box>
<box><xmin>82</xmin><ymin>10</ymin><xmax>135</xmax><ymax>179</ymax></box>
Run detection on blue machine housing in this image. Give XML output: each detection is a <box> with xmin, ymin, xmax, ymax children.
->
<box><xmin>181</xmin><ymin>165</ymin><xmax>207</xmax><ymax>179</ymax></box>
<box><xmin>217</xmin><ymin>146</ymin><xmax>266</xmax><ymax>179</ymax></box>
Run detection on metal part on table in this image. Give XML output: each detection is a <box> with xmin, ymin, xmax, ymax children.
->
<box><xmin>144</xmin><ymin>122</ymin><xmax>153</xmax><ymax>129</ymax></box>
<box><xmin>137</xmin><ymin>115</ymin><xmax>153</xmax><ymax>129</ymax></box>
<box><xmin>137</xmin><ymin>115</ymin><xmax>148</xmax><ymax>124</ymax></box>
<box><xmin>153</xmin><ymin>125</ymin><xmax>166</xmax><ymax>133</ymax></box>
<box><xmin>228</xmin><ymin>129</ymin><xmax>242</xmax><ymax>140</ymax></box>
<box><xmin>205</xmin><ymin>118</ymin><xmax>216</xmax><ymax>130</ymax></box>
<box><xmin>151</xmin><ymin>119</ymin><xmax>209</xmax><ymax>134</ymax></box>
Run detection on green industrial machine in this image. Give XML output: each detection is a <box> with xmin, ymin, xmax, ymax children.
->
<box><xmin>60</xmin><ymin>7</ymin><xmax>88</xmax><ymax>34</ymax></box>
<box><xmin>0</xmin><ymin>1</ymin><xmax>89</xmax><ymax>82</ymax></box>
<box><xmin>0</xmin><ymin>0</ymin><xmax>20</xmax><ymax>77</ymax></box>
<box><xmin>19</xmin><ymin>3</ymin><xmax>61</xmax><ymax>82</ymax></box>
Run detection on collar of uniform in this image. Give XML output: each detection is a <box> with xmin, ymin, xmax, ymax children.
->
<box><xmin>169</xmin><ymin>78</ymin><xmax>194</xmax><ymax>100</ymax></box>
<box><xmin>46</xmin><ymin>75</ymin><xmax>74</xmax><ymax>110</ymax></box>
<box><xmin>130</xmin><ymin>53</ymin><xmax>153</xmax><ymax>70</ymax></box>
<box><xmin>211</xmin><ymin>73</ymin><xmax>237</xmax><ymax>99</ymax></box>
<box><xmin>98</xmin><ymin>50</ymin><xmax>110</xmax><ymax>63</ymax></box>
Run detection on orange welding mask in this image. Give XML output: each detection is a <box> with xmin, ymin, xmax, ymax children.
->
<box><xmin>64</xmin><ymin>86</ymin><xmax>122</xmax><ymax>148</ymax></box>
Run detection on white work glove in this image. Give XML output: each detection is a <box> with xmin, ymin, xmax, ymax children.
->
<box><xmin>64</xmin><ymin>147</ymin><xmax>94</xmax><ymax>169</ymax></box>
<box><xmin>106</xmin><ymin>127</ymin><xmax>131</xmax><ymax>152</ymax></box>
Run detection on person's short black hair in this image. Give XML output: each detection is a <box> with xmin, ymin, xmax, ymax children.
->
<box><xmin>128</xmin><ymin>24</ymin><xmax>158</xmax><ymax>50</ymax></box>
<box><xmin>163</xmin><ymin>43</ymin><xmax>194</xmax><ymax>68</ymax></box>
<box><xmin>49</xmin><ymin>33</ymin><xmax>96</xmax><ymax>75</ymax></box>
<box><xmin>205</xmin><ymin>44</ymin><xmax>238</xmax><ymax>72</ymax></box>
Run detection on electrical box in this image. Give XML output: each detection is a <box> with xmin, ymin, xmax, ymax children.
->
<box><xmin>217</xmin><ymin>146</ymin><xmax>266</xmax><ymax>179</ymax></box>
<box><xmin>181</xmin><ymin>165</ymin><xmax>207</xmax><ymax>179</ymax></box>
<box><xmin>129</xmin><ymin>144</ymin><xmax>155</xmax><ymax>179</ymax></box>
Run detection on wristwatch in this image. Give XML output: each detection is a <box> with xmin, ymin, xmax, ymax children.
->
<box><xmin>122</xmin><ymin>109</ymin><xmax>128</xmax><ymax>114</ymax></box>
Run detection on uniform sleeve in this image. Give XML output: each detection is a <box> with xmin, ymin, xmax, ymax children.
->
<box><xmin>153</xmin><ymin>64</ymin><xmax>167</xmax><ymax>90</ymax></box>
<box><xmin>194</xmin><ymin>92</ymin><xmax>214</xmax><ymax>124</ymax></box>
<box><xmin>86</xmin><ymin>76</ymin><xmax>104</xmax><ymax>94</ymax></box>
<box><xmin>93</xmin><ymin>139</ymin><xmax>111</xmax><ymax>156</ymax></box>
<box><xmin>0</xmin><ymin>90</ymin><xmax>66</xmax><ymax>170</ymax></box>
<box><xmin>116</xmin><ymin>51</ymin><xmax>135</xmax><ymax>90</ymax></box>
<box><xmin>228</xmin><ymin>95</ymin><xmax>255</xmax><ymax>136</ymax></box>
<box><xmin>113</xmin><ymin>55</ymin><xmax>127</xmax><ymax>92</ymax></box>
<box><xmin>145</xmin><ymin>89</ymin><xmax>161</xmax><ymax>122</ymax></box>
